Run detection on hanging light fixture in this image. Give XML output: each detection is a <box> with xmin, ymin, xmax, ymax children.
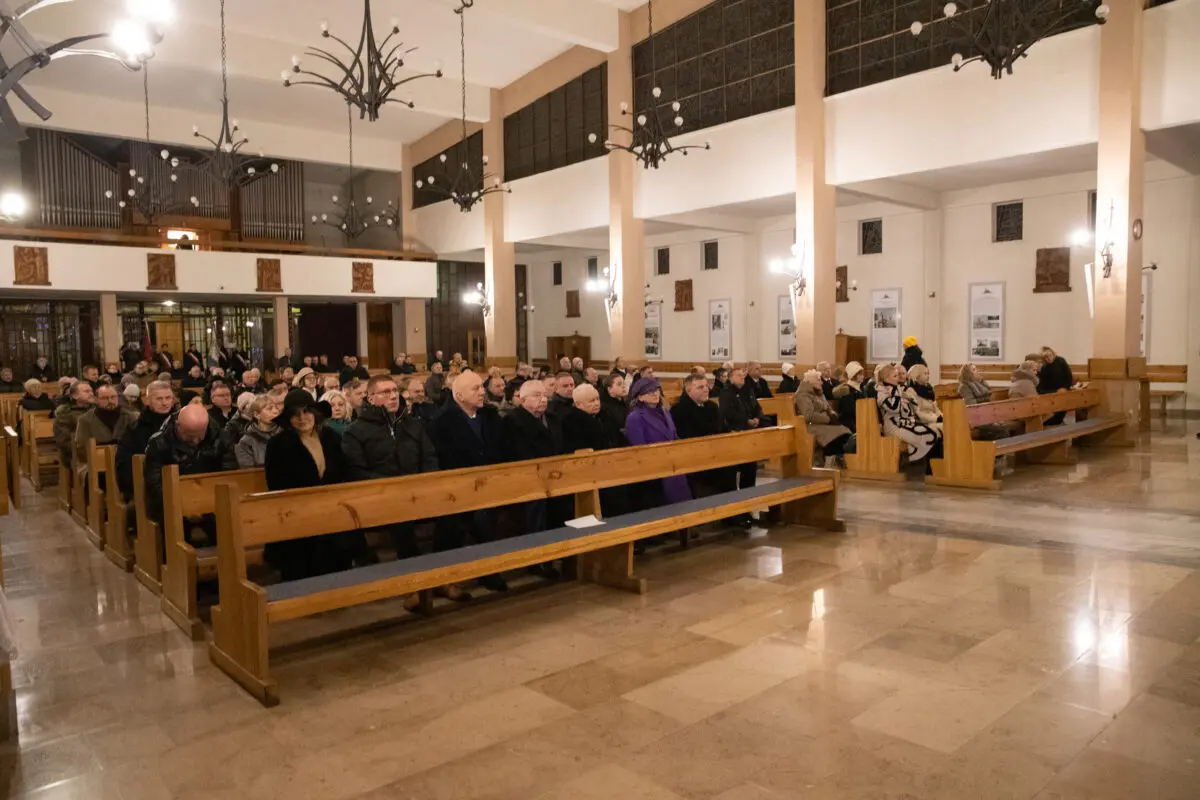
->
<box><xmin>282</xmin><ymin>0</ymin><xmax>442</xmax><ymax>121</ymax></box>
<box><xmin>103</xmin><ymin>66</ymin><xmax>191</xmax><ymax>223</ymax></box>
<box><xmin>0</xmin><ymin>190</ymin><xmax>27</xmax><ymax>222</ymax></box>
<box><xmin>589</xmin><ymin>0</ymin><xmax>709</xmax><ymax>170</ymax></box>
<box><xmin>910</xmin><ymin>0</ymin><xmax>1109</xmax><ymax>80</ymax></box>
<box><xmin>414</xmin><ymin>0</ymin><xmax>509</xmax><ymax>214</ymax></box>
<box><xmin>190</xmin><ymin>0</ymin><xmax>279</xmax><ymax>189</ymax></box>
<box><xmin>310</xmin><ymin>102</ymin><xmax>400</xmax><ymax>240</ymax></box>
<box><xmin>0</xmin><ymin>0</ymin><xmax>172</xmax><ymax>144</ymax></box>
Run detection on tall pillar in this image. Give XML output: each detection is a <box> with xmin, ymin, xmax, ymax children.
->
<box><xmin>99</xmin><ymin>292</ymin><xmax>120</xmax><ymax>366</ymax></box>
<box><xmin>272</xmin><ymin>296</ymin><xmax>289</xmax><ymax>362</ymax></box>
<box><xmin>793</xmin><ymin>0</ymin><xmax>836</xmax><ymax>367</ymax></box>
<box><xmin>483</xmin><ymin>89</ymin><xmax>517</xmax><ymax>370</ymax></box>
<box><xmin>922</xmin><ymin>210</ymin><xmax>944</xmax><ymax>376</ymax></box>
<box><xmin>607</xmin><ymin>10</ymin><xmax>647</xmax><ymax>362</ymax></box>
<box><xmin>1091</xmin><ymin>0</ymin><xmax>1145</xmax><ymax>437</ymax></box>
<box><xmin>355</xmin><ymin>302</ymin><xmax>369</xmax><ymax>362</ymax></box>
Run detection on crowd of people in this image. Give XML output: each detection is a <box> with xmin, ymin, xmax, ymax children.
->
<box><xmin>18</xmin><ymin>339</ymin><xmax>1075</xmax><ymax>603</ymax></box>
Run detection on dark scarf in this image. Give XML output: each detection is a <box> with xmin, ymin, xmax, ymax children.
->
<box><xmin>910</xmin><ymin>381</ymin><xmax>936</xmax><ymax>402</ymax></box>
<box><xmin>95</xmin><ymin>406</ymin><xmax>123</xmax><ymax>431</ymax></box>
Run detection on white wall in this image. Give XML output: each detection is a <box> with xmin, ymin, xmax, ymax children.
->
<box><xmin>0</xmin><ymin>241</ymin><xmax>437</xmax><ymax>299</ymax></box>
<box><xmin>505</xmin><ymin>157</ymin><xmax>609</xmax><ymax>243</ymax></box>
<box><xmin>412</xmin><ymin>199</ymin><xmax>485</xmax><ymax>255</ymax></box>
<box><xmin>526</xmin><ymin>250</ymin><xmax>611</xmax><ymax>360</ymax></box>
<box><xmin>1142</xmin><ymin>0</ymin><xmax>1200</xmax><ymax>131</ymax></box>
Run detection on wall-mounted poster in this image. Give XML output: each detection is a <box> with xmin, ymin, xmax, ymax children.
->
<box><xmin>778</xmin><ymin>295</ymin><xmax>796</xmax><ymax>359</ymax></box>
<box><xmin>869</xmin><ymin>288</ymin><xmax>901</xmax><ymax>363</ymax></box>
<box><xmin>708</xmin><ymin>299</ymin><xmax>732</xmax><ymax>360</ymax></box>
<box><xmin>644</xmin><ymin>301</ymin><xmax>662</xmax><ymax>361</ymax></box>
<box><xmin>968</xmin><ymin>282</ymin><xmax>1005</xmax><ymax>361</ymax></box>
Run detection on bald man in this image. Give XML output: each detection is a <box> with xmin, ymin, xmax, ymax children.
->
<box><xmin>563</xmin><ymin>383</ymin><xmax>625</xmax><ymax>454</ymax></box>
<box><xmin>427</xmin><ymin>369</ymin><xmax>509</xmax><ymax>592</ymax></box>
<box><xmin>143</xmin><ymin>400</ymin><xmax>225</xmax><ymax>526</ymax></box>
<box><xmin>501</xmin><ymin>380</ymin><xmax>566</xmax><ymax>580</ymax></box>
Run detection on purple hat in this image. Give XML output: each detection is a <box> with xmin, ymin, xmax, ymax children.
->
<box><xmin>629</xmin><ymin>376</ymin><xmax>662</xmax><ymax>401</ymax></box>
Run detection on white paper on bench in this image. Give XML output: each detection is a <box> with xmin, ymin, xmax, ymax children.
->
<box><xmin>565</xmin><ymin>515</ymin><xmax>604</xmax><ymax>529</ymax></box>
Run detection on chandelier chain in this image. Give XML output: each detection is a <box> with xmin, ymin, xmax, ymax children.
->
<box><xmin>219</xmin><ymin>0</ymin><xmax>229</xmax><ymax>101</ymax></box>
<box><xmin>143</xmin><ymin>66</ymin><xmax>150</xmax><ymax>142</ymax></box>
<box><xmin>459</xmin><ymin>5</ymin><xmax>467</xmax><ymax>145</ymax></box>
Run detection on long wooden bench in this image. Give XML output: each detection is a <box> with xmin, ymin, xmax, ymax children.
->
<box><xmin>160</xmin><ymin>465</ymin><xmax>267</xmax><ymax>639</ymax></box>
<box><xmin>131</xmin><ymin>454</ymin><xmax>163</xmax><ymax>594</ymax></box>
<box><xmin>22</xmin><ymin>411</ymin><xmax>55</xmax><ymax>491</ymax></box>
<box><xmin>103</xmin><ymin>446</ymin><xmax>135</xmax><ymax>571</ymax></box>
<box><xmin>843</xmin><ymin>397</ymin><xmax>904</xmax><ymax>482</ymax></box>
<box><xmin>2</xmin><ymin>427</ymin><xmax>18</xmax><ymax>511</ymax></box>
<box><xmin>209</xmin><ymin>425</ymin><xmax>841</xmax><ymax>706</ymax></box>
<box><xmin>927</xmin><ymin>388</ymin><xmax>1128</xmax><ymax>491</ymax></box>
<box><xmin>83</xmin><ymin>439</ymin><xmax>109</xmax><ymax>551</ymax></box>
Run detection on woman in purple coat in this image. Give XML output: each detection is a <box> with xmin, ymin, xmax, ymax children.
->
<box><xmin>624</xmin><ymin>377</ymin><xmax>692</xmax><ymax>509</ymax></box>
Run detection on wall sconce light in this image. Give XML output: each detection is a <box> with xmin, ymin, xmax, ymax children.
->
<box><xmin>1142</xmin><ymin>262</ymin><xmax>1158</xmax><ymax>272</ymax></box>
<box><xmin>587</xmin><ymin>265</ymin><xmax>619</xmax><ymax>309</ymax></box>
<box><xmin>836</xmin><ymin>279</ymin><xmax>858</xmax><ymax>292</ymax></box>
<box><xmin>644</xmin><ymin>281</ymin><xmax>663</xmax><ymax>307</ymax></box>
<box><xmin>769</xmin><ymin>242</ymin><xmax>808</xmax><ymax>298</ymax></box>
<box><xmin>928</xmin><ymin>291</ymin><xmax>937</xmax><ymax>299</ymax></box>
<box><xmin>462</xmin><ymin>281</ymin><xmax>491</xmax><ymax>316</ymax></box>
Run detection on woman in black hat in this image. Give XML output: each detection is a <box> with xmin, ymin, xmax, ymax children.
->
<box><xmin>263</xmin><ymin>389</ymin><xmax>369</xmax><ymax>580</ymax></box>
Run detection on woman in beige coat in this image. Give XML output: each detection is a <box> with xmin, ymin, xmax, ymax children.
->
<box><xmin>793</xmin><ymin>370</ymin><xmax>853</xmax><ymax>461</ymax></box>
<box><xmin>904</xmin><ymin>364</ymin><xmax>943</xmax><ymax>433</ymax></box>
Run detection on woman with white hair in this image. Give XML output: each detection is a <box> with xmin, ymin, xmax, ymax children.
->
<box><xmin>832</xmin><ymin>361</ymin><xmax>865</xmax><ymax>432</ymax></box>
<box><xmin>778</xmin><ymin>363</ymin><xmax>799</xmax><ymax>395</ymax></box>
<box><xmin>794</xmin><ymin>369</ymin><xmax>853</xmax><ymax>464</ymax></box>
<box><xmin>877</xmin><ymin>363</ymin><xmax>941</xmax><ymax>464</ymax></box>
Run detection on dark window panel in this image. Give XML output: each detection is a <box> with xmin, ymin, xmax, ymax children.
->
<box><xmin>829</xmin><ymin>21</ymin><xmax>860</xmax><ymax>51</ymax></box>
<box><xmin>726</xmin><ymin>78</ymin><xmax>752</xmax><ymax>121</ymax></box>
<box><xmin>862</xmin><ymin>0</ymin><xmax>892</xmax><ymax>17</ymax></box>
<box><xmin>583</xmin><ymin>90</ymin><xmax>605</xmax><ymax>133</ymax></box>
<box><xmin>862</xmin><ymin>58</ymin><xmax>893</xmax><ymax>87</ymax></box>
<box><xmin>633</xmin><ymin>40</ymin><xmax>652</xmax><ymax>77</ymax></box>
<box><xmin>750</xmin><ymin>71</ymin><xmax>778</xmax><ymax>115</ymax></box>
<box><xmin>634</xmin><ymin>75</ymin><xmax>654</xmax><ymax>112</ymax></box>
<box><xmin>700</xmin><ymin>87</ymin><xmax>725</xmax><ymax>128</ymax></box>
<box><xmin>675</xmin><ymin>95</ymin><xmax>700</xmax><ymax>135</ymax></box>
<box><xmin>698</xmin><ymin>4</ymin><xmax>724</xmax><ymax>52</ymax></box>
<box><xmin>654</xmin><ymin>27</ymin><xmax>676</xmax><ymax>67</ymax></box>
<box><xmin>829</xmin><ymin>3</ymin><xmax>859</xmax><ymax>32</ymax></box>
<box><xmin>775</xmin><ymin>0</ymin><xmax>795</xmax><ymax>26</ymax></box>
<box><xmin>749</xmin><ymin>0</ymin><xmax>776</xmax><ymax>37</ymax></box>
<box><xmin>749</xmin><ymin>31</ymin><xmax>778</xmax><ymax>74</ymax></box>
<box><xmin>896</xmin><ymin>0</ymin><xmax>926</xmax><ymax>32</ymax></box>
<box><xmin>830</xmin><ymin>47</ymin><xmax>859</xmax><ymax>75</ymax></box>
<box><xmin>894</xmin><ymin>50</ymin><xmax>930</xmax><ymax>78</ymax></box>
<box><xmin>676</xmin><ymin>13</ymin><xmax>700</xmax><ymax>60</ymax></box>
<box><xmin>533</xmin><ymin>96</ymin><xmax>551</xmax><ymax>144</ymax></box>
<box><xmin>778</xmin><ymin>66</ymin><xmax>794</xmax><ymax>106</ymax></box>
<box><xmin>677</xmin><ymin>57</ymin><xmax>701</xmax><ymax>98</ymax></box>
<box><xmin>861</xmin><ymin>12</ymin><xmax>892</xmax><ymax>40</ymax></box>
<box><xmin>583</xmin><ymin>65</ymin><xmax>604</xmax><ymax>95</ymax></box>
<box><xmin>700</xmin><ymin>50</ymin><xmax>725</xmax><ymax>91</ymax></box>
<box><xmin>549</xmin><ymin>87</ymin><xmax>566</xmax><ymax>129</ymax></box>
<box><xmin>778</xmin><ymin>24</ymin><xmax>795</xmax><ymax>67</ymax></box>
<box><xmin>550</xmin><ymin>135</ymin><xmax>566</xmax><ymax>170</ymax></box>
<box><xmin>518</xmin><ymin>107</ymin><xmax>535</xmax><ymax>144</ymax></box>
<box><xmin>827</xmin><ymin>69</ymin><xmax>861</xmax><ymax>95</ymax></box>
<box><xmin>726</xmin><ymin>40</ymin><xmax>751</xmax><ymax>82</ymax></box>
<box><xmin>724</xmin><ymin>0</ymin><xmax>748</xmax><ymax>44</ymax></box>
<box><xmin>862</xmin><ymin>36</ymin><xmax>895</xmax><ymax>66</ymax></box>
<box><xmin>895</xmin><ymin>25</ymin><xmax>928</xmax><ymax>55</ymax></box>
<box><xmin>654</xmin><ymin>64</ymin><xmax>677</xmax><ymax>101</ymax></box>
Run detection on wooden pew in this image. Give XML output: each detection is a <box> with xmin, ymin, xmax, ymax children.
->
<box><xmin>927</xmin><ymin>389</ymin><xmax>1127</xmax><ymax>491</ymax></box>
<box><xmin>1139</xmin><ymin>365</ymin><xmax>1187</xmax><ymax>432</ymax></box>
<box><xmin>83</xmin><ymin>439</ymin><xmax>110</xmax><ymax>551</ymax></box>
<box><xmin>0</xmin><ymin>394</ymin><xmax>20</xmax><ymax>432</ymax></box>
<box><xmin>843</xmin><ymin>397</ymin><xmax>903</xmax><ymax>482</ymax></box>
<box><xmin>209</xmin><ymin>426</ymin><xmax>841</xmax><ymax>706</ymax></box>
<box><xmin>23</xmin><ymin>411</ymin><xmax>55</xmax><ymax>491</ymax></box>
<box><xmin>103</xmin><ymin>446</ymin><xmax>134</xmax><ymax>571</ymax></box>
<box><xmin>132</xmin><ymin>454</ymin><xmax>164</xmax><ymax>594</ymax></box>
<box><xmin>2</xmin><ymin>427</ymin><xmax>19</xmax><ymax>511</ymax></box>
<box><xmin>160</xmin><ymin>465</ymin><xmax>268</xmax><ymax>639</ymax></box>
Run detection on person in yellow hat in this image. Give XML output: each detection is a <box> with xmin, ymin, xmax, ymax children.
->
<box><xmin>901</xmin><ymin>335</ymin><xmax>926</xmax><ymax>370</ymax></box>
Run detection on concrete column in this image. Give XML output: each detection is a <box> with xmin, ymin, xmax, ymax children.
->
<box><xmin>742</xmin><ymin>234</ymin><xmax>763</xmax><ymax>362</ymax></box>
<box><xmin>99</xmin><ymin>292</ymin><xmax>120</xmax><ymax>366</ymax></box>
<box><xmin>1091</xmin><ymin>0</ymin><xmax>1146</xmax><ymax>436</ymax></box>
<box><xmin>793</xmin><ymin>0</ymin><xmax>836</xmax><ymax>368</ymax></box>
<box><xmin>272</xmin><ymin>296</ymin><xmax>289</xmax><ymax>361</ymax></box>
<box><xmin>607</xmin><ymin>10</ymin><xmax>647</xmax><ymax>362</ymax></box>
<box><xmin>922</xmin><ymin>210</ymin><xmax>943</xmax><ymax>377</ymax></box>
<box><xmin>483</xmin><ymin>89</ymin><xmax>517</xmax><ymax>370</ymax></box>
<box><xmin>404</xmin><ymin>298</ymin><xmax>428</xmax><ymax>364</ymax></box>
<box><xmin>355</xmin><ymin>302</ymin><xmax>368</xmax><ymax>360</ymax></box>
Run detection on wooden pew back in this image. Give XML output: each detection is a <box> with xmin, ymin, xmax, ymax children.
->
<box><xmin>83</xmin><ymin>439</ymin><xmax>109</xmax><ymax>549</ymax></box>
<box><xmin>2</xmin><ymin>427</ymin><xmax>18</xmax><ymax>510</ymax></box>
<box><xmin>843</xmin><ymin>396</ymin><xmax>902</xmax><ymax>481</ymax></box>
<box><xmin>964</xmin><ymin>387</ymin><xmax>1100</xmax><ymax>429</ymax></box>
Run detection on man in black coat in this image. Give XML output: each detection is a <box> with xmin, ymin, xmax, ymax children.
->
<box><xmin>115</xmin><ymin>381</ymin><xmax>176</xmax><ymax>501</ymax></box>
<box><xmin>502</xmin><ymin>381</ymin><xmax>567</xmax><ymax>578</ymax></box>
<box><xmin>672</xmin><ymin>373</ymin><xmax>733</xmax><ymax>498</ymax></box>
<box><xmin>143</xmin><ymin>403</ymin><xmax>225</xmax><ymax>536</ymax></box>
<box><xmin>719</xmin><ymin>368</ymin><xmax>764</xmax><ymax>523</ymax></box>
<box><xmin>183</xmin><ymin>344</ymin><xmax>204</xmax><ymax>373</ymax></box>
<box><xmin>343</xmin><ymin>374</ymin><xmax>438</xmax><ymax>563</ymax></box>
<box><xmin>599</xmin><ymin>373</ymin><xmax>629</xmax><ymax>436</ymax></box>
<box><xmin>745</xmin><ymin>361</ymin><xmax>773</xmax><ymax>399</ymax></box>
<box><xmin>545</xmin><ymin>371</ymin><xmax>575</xmax><ymax>426</ymax></box>
<box><xmin>1037</xmin><ymin>346</ymin><xmax>1075</xmax><ymax>426</ymax></box>
<box><xmin>427</xmin><ymin>370</ymin><xmax>508</xmax><ymax>592</ymax></box>
<box><xmin>563</xmin><ymin>382</ymin><xmax>629</xmax><ymax>518</ymax></box>
<box><xmin>339</xmin><ymin>355</ymin><xmax>370</xmax><ymax>386</ymax></box>
<box><xmin>154</xmin><ymin>343</ymin><xmax>176</xmax><ymax>378</ymax></box>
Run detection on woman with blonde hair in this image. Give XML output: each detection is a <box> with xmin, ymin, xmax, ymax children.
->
<box><xmin>322</xmin><ymin>389</ymin><xmax>353</xmax><ymax>436</ymax></box>
<box><xmin>957</xmin><ymin>363</ymin><xmax>992</xmax><ymax>406</ymax></box>
<box><xmin>904</xmin><ymin>364</ymin><xmax>942</xmax><ymax>432</ymax></box>
<box><xmin>877</xmin><ymin>363</ymin><xmax>941</xmax><ymax>464</ymax></box>
<box><xmin>794</xmin><ymin>369</ymin><xmax>852</xmax><ymax>464</ymax></box>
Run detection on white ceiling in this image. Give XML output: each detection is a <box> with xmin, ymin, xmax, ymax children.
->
<box><xmin>10</xmin><ymin>0</ymin><xmax>633</xmax><ymax>156</ymax></box>
<box><xmin>889</xmin><ymin>144</ymin><xmax>1102</xmax><ymax>193</ymax></box>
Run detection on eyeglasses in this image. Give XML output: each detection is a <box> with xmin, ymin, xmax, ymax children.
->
<box><xmin>371</xmin><ymin>388</ymin><xmax>399</xmax><ymax>397</ymax></box>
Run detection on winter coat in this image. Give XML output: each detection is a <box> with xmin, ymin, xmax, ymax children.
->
<box><xmin>53</xmin><ymin>403</ymin><xmax>90</xmax><ymax>466</ymax></box>
<box><xmin>777</xmin><ymin>374</ymin><xmax>800</xmax><ymax>395</ymax></box>
<box><xmin>425</xmin><ymin>372</ymin><xmax>446</xmax><ymax>405</ymax></box>
<box><xmin>20</xmin><ymin>393</ymin><xmax>54</xmax><ymax>412</ymax></box>
<box><xmin>957</xmin><ymin>378</ymin><xmax>993</xmax><ymax>406</ymax></box>
<box><xmin>426</xmin><ymin>403</ymin><xmax>505</xmax><ymax>471</ymax></box>
<box><xmin>904</xmin><ymin>382</ymin><xmax>943</xmax><ymax>429</ymax></box>
<box><xmin>746</xmin><ymin>375</ymin><xmax>773</xmax><ymax>399</ymax></box>
<box><xmin>29</xmin><ymin>364</ymin><xmax>56</xmax><ymax>382</ymax></box>
<box><xmin>545</xmin><ymin>394</ymin><xmax>574</xmax><ymax>426</ymax></box>
<box><xmin>208</xmin><ymin>405</ymin><xmax>236</xmax><ymax>430</ymax></box>
<box><xmin>719</xmin><ymin>384</ymin><xmax>764</xmax><ymax>432</ymax></box>
<box><xmin>325</xmin><ymin>417</ymin><xmax>352</xmax><ymax>437</ymax></box>
<box><xmin>901</xmin><ymin>345</ymin><xmax>927</xmax><ymax>370</ymax></box>
<box><xmin>339</xmin><ymin>365</ymin><xmax>370</xmax><ymax>386</ymax></box>
<box><xmin>877</xmin><ymin>383</ymin><xmax>940</xmax><ymax>461</ymax></box>
<box><xmin>624</xmin><ymin>405</ymin><xmax>691</xmax><ymax>505</ymax></box>
<box><xmin>341</xmin><ymin>402</ymin><xmax>438</xmax><ymax>481</ymax></box>
<box><xmin>235</xmin><ymin>423</ymin><xmax>279</xmax><ymax>469</ymax></box>
<box><xmin>793</xmin><ymin>384</ymin><xmax>852</xmax><ymax>447</ymax></box>
<box><xmin>1008</xmin><ymin>367</ymin><xmax>1039</xmax><ymax>399</ymax></box>
<box><xmin>115</xmin><ymin>409</ymin><xmax>170</xmax><ymax>500</ymax></box>
<box><xmin>219</xmin><ymin>413</ymin><xmax>253</xmax><ymax>470</ymax></box>
<box><xmin>670</xmin><ymin>394</ymin><xmax>725</xmax><ymax>440</ymax></box>
<box><xmin>484</xmin><ymin>395</ymin><xmax>516</xmax><ymax>418</ymax></box>
<box><xmin>600</xmin><ymin>394</ymin><xmax>628</xmax><ymax>437</ymax></box>
<box><xmin>1037</xmin><ymin>356</ymin><xmax>1074</xmax><ymax>394</ymax></box>
<box><xmin>821</xmin><ymin>377</ymin><xmax>838</xmax><ymax>402</ymax></box>
<box><xmin>563</xmin><ymin>406</ymin><xmax>626</xmax><ymax>454</ymax></box>
<box><xmin>143</xmin><ymin>415</ymin><xmax>225</xmax><ymax>523</ymax></box>
<box><xmin>0</xmin><ymin>379</ymin><xmax>21</xmax><ymax>393</ymax></box>
<box><xmin>831</xmin><ymin>382</ymin><xmax>863</xmax><ymax>433</ymax></box>
<box><xmin>502</xmin><ymin>407</ymin><xmax>562</xmax><ymax>461</ymax></box>
<box><xmin>73</xmin><ymin>406</ymin><xmax>136</xmax><ymax>467</ymax></box>
<box><xmin>265</xmin><ymin>427</ymin><xmax>346</xmax><ymax>491</ymax></box>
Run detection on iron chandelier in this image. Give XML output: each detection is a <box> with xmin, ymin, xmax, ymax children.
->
<box><xmin>414</xmin><ymin>0</ymin><xmax>509</xmax><ymax>214</ymax></box>
<box><xmin>589</xmin><ymin>0</ymin><xmax>709</xmax><ymax>170</ymax></box>
<box><xmin>283</xmin><ymin>0</ymin><xmax>442</xmax><ymax>121</ymax></box>
<box><xmin>910</xmin><ymin>0</ymin><xmax>1110</xmax><ymax>80</ymax></box>
<box><xmin>0</xmin><ymin>0</ymin><xmax>171</xmax><ymax>144</ymax></box>
<box><xmin>311</xmin><ymin>102</ymin><xmax>400</xmax><ymax>240</ymax></box>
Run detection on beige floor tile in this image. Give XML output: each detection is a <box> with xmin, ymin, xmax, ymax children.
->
<box><xmin>966</xmin><ymin>696</ymin><xmax>1112</xmax><ymax>767</ymax></box>
<box><xmin>1089</xmin><ymin>693</ymin><xmax>1200</xmax><ymax>777</ymax></box>
<box><xmin>1034</xmin><ymin>749</ymin><xmax>1198</xmax><ymax>800</ymax></box>
<box><xmin>1037</xmin><ymin>662</ymin><xmax>1139</xmax><ymax>716</ymax></box>
<box><xmin>1128</xmin><ymin>603</ymin><xmax>1200</xmax><ymax>645</ymax></box>
<box><xmin>535</xmin><ymin>764</ymin><xmax>686</xmax><ymax>800</ymax></box>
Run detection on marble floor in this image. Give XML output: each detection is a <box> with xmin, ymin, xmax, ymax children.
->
<box><xmin>2</xmin><ymin>428</ymin><xmax>1200</xmax><ymax>799</ymax></box>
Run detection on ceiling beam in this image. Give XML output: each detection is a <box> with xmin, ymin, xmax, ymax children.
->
<box><xmin>649</xmin><ymin>211</ymin><xmax>761</xmax><ymax>234</ymax></box>
<box><xmin>1145</xmin><ymin>127</ymin><xmax>1200</xmax><ymax>176</ymax></box>
<box><xmin>836</xmin><ymin>178</ymin><xmax>942</xmax><ymax>210</ymax></box>
<box><xmin>428</xmin><ymin>0</ymin><xmax>620</xmax><ymax>52</ymax></box>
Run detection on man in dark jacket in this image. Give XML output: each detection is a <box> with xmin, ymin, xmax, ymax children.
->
<box><xmin>600</xmin><ymin>373</ymin><xmax>629</xmax><ymax>436</ymax></box>
<box><xmin>30</xmin><ymin>356</ymin><xmax>56</xmax><ymax>382</ymax></box>
<box><xmin>719</xmin><ymin>368</ymin><xmax>763</xmax><ymax>523</ymax></box>
<box><xmin>672</xmin><ymin>373</ymin><xmax>732</xmax><ymax>498</ymax></box>
<box><xmin>53</xmin><ymin>380</ymin><xmax>93</xmax><ymax>468</ymax></box>
<box><xmin>183</xmin><ymin>344</ymin><xmax>204</xmax><ymax>373</ymax></box>
<box><xmin>143</xmin><ymin>403</ymin><xmax>224</xmax><ymax>530</ymax></box>
<box><xmin>343</xmin><ymin>374</ymin><xmax>438</xmax><ymax>563</ymax></box>
<box><xmin>427</xmin><ymin>370</ymin><xmax>508</xmax><ymax>592</ymax></box>
<box><xmin>154</xmin><ymin>343</ymin><xmax>176</xmax><ymax>378</ymax></box>
<box><xmin>1038</xmin><ymin>346</ymin><xmax>1075</xmax><ymax>426</ymax></box>
<box><xmin>115</xmin><ymin>381</ymin><xmax>176</xmax><ymax>500</ymax></box>
<box><xmin>206</xmin><ymin>381</ymin><xmax>237</xmax><ymax>429</ymax></box>
<box><xmin>546</xmin><ymin>372</ymin><xmax>575</xmax><ymax>426</ymax></box>
<box><xmin>339</xmin><ymin>355</ymin><xmax>370</xmax><ymax>386</ymax></box>
<box><xmin>502</xmin><ymin>380</ymin><xmax>566</xmax><ymax>578</ymax></box>
<box><xmin>73</xmin><ymin>384</ymin><xmax>136</xmax><ymax>491</ymax></box>
<box><xmin>564</xmin><ymin>383</ymin><xmax>625</xmax><ymax>454</ymax></box>
<box><xmin>901</xmin><ymin>337</ymin><xmax>927</xmax><ymax>370</ymax></box>
<box><xmin>745</xmin><ymin>361</ymin><xmax>773</xmax><ymax>399</ymax></box>
<box><xmin>427</xmin><ymin>350</ymin><xmax>447</xmax><ymax>371</ymax></box>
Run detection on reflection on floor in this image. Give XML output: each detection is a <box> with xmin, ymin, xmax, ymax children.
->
<box><xmin>2</xmin><ymin>428</ymin><xmax>1200</xmax><ymax>799</ymax></box>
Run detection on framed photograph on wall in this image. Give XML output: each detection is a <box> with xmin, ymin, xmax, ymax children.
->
<box><xmin>778</xmin><ymin>295</ymin><xmax>796</xmax><ymax>359</ymax></box>
<box><xmin>968</xmin><ymin>282</ymin><xmax>1004</xmax><ymax>362</ymax></box>
<box><xmin>644</xmin><ymin>301</ymin><xmax>662</xmax><ymax>361</ymax></box>
<box><xmin>869</xmin><ymin>288</ymin><xmax>902</xmax><ymax>363</ymax></box>
<box><xmin>708</xmin><ymin>299</ymin><xmax>732</xmax><ymax>360</ymax></box>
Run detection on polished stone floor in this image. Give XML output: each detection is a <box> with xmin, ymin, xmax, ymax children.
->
<box><xmin>2</xmin><ymin>428</ymin><xmax>1200</xmax><ymax>799</ymax></box>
